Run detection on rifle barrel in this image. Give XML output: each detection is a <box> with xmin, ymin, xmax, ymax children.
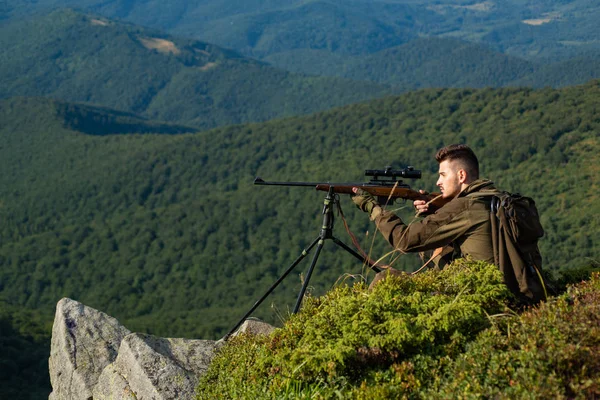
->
<box><xmin>254</xmin><ymin>178</ymin><xmax>374</xmax><ymax>188</ymax></box>
<box><xmin>254</xmin><ymin>177</ymin><xmax>321</xmax><ymax>187</ymax></box>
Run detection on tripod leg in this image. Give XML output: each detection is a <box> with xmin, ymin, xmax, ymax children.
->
<box><xmin>225</xmin><ymin>236</ymin><xmax>320</xmax><ymax>339</ymax></box>
<box><xmin>293</xmin><ymin>239</ymin><xmax>325</xmax><ymax>313</ymax></box>
<box><xmin>331</xmin><ymin>236</ymin><xmax>382</xmax><ymax>273</ymax></box>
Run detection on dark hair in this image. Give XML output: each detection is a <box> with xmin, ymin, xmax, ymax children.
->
<box><xmin>435</xmin><ymin>144</ymin><xmax>479</xmax><ymax>179</ymax></box>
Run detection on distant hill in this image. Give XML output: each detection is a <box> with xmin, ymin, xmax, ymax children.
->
<box><xmin>5</xmin><ymin>4</ymin><xmax>600</xmax><ymax>93</ymax></box>
<box><xmin>4</xmin><ymin>0</ymin><xmax>600</xmax><ymax>71</ymax></box>
<box><xmin>188</xmin><ymin>1</ymin><xmax>415</xmax><ymax>58</ymax></box>
<box><xmin>511</xmin><ymin>54</ymin><xmax>600</xmax><ymax>88</ymax></box>
<box><xmin>266</xmin><ymin>37</ymin><xmax>536</xmax><ymax>89</ymax></box>
<box><xmin>0</xmin><ymin>9</ymin><xmax>393</xmax><ymax>129</ymax></box>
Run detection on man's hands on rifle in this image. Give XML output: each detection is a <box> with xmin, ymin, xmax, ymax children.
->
<box><xmin>351</xmin><ymin>188</ymin><xmax>381</xmax><ymax>218</ymax></box>
<box><xmin>414</xmin><ymin>190</ymin><xmax>431</xmax><ymax>216</ymax></box>
<box><xmin>352</xmin><ymin>188</ymin><xmax>437</xmax><ymax>218</ymax></box>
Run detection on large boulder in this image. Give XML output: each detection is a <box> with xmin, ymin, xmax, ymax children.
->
<box><xmin>49</xmin><ymin>298</ymin><xmax>131</xmax><ymax>400</ymax></box>
<box><xmin>49</xmin><ymin>298</ymin><xmax>276</xmax><ymax>399</ymax></box>
<box><xmin>96</xmin><ymin>333</ymin><xmax>218</xmax><ymax>400</ymax></box>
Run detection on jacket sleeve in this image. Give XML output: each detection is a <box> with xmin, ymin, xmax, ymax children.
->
<box><xmin>372</xmin><ymin>199</ymin><xmax>474</xmax><ymax>253</ymax></box>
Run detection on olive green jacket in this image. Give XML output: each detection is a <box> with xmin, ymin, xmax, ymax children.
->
<box><xmin>372</xmin><ymin>179</ymin><xmax>500</xmax><ymax>264</ymax></box>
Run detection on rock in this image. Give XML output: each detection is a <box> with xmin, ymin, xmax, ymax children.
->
<box><xmin>49</xmin><ymin>298</ymin><xmax>131</xmax><ymax>400</ymax></box>
<box><xmin>49</xmin><ymin>299</ymin><xmax>275</xmax><ymax>399</ymax></box>
<box><xmin>105</xmin><ymin>333</ymin><xmax>218</xmax><ymax>400</ymax></box>
<box><xmin>229</xmin><ymin>318</ymin><xmax>276</xmax><ymax>338</ymax></box>
<box><xmin>91</xmin><ymin>363</ymin><xmax>136</xmax><ymax>400</ymax></box>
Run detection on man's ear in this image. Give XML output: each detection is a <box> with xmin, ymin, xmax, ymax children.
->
<box><xmin>457</xmin><ymin>168</ymin><xmax>468</xmax><ymax>184</ymax></box>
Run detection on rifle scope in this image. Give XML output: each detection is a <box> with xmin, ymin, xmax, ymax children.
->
<box><xmin>364</xmin><ymin>166</ymin><xmax>421</xmax><ymax>180</ymax></box>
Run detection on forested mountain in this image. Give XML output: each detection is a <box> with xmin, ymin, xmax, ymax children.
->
<box><xmin>0</xmin><ymin>9</ymin><xmax>393</xmax><ymax>129</ymax></box>
<box><xmin>512</xmin><ymin>54</ymin><xmax>600</xmax><ymax>88</ymax></box>
<box><xmin>268</xmin><ymin>37</ymin><xmax>536</xmax><ymax>89</ymax></box>
<box><xmin>4</xmin><ymin>0</ymin><xmax>600</xmax><ymax>74</ymax></box>
<box><xmin>2</xmin><ymin>81</ymin><xmax>599</xmax><ymax>340</ymax></box>
<box><xmin>1</xmin><ymin>82</ymin><xmax>599</xmax><ymax>397</ymax></box>
<box><xmin>4</xmin><ymin>5</ymin><xmax>600</xmax><ymax>98</ymax></box>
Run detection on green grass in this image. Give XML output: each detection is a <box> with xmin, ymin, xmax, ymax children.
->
<box><xmin>197</xmin><ymin>261</ymin><xmax>600</xmax><ymax>399</ymax></box>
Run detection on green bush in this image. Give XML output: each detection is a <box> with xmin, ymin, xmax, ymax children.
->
<box><xmin>197</xmin><ymin>259</ymin><xmax>511</xmax><ymax>398</ymax></box>
<box><xmin>197</xmin><ymin>262</ymin><xmax>600</xmax><ymax>399</ymax></box>
<box><xmin>429</xmin><ymin>272</ymin><xmax>600</xmax><ymax>399</ymax></box>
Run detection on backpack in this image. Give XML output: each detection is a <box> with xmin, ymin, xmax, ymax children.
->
<box><xmin>472</xmin><ymin>191</ymin><xmax>547</xmax><ymax>305</ymax></box>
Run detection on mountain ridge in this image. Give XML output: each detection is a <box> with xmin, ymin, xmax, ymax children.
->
<box><xmin>0</xmin><ymin>9</ymin><xmax>394</xmax><ymax>129</ymax></box>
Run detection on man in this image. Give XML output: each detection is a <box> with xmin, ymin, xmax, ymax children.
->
<box><xmin>352</xmin><ymin>144</ymin><xmax>499</xmax><ymax>269</ymax></box>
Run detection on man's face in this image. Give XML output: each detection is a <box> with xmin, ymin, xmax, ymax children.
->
<box><xmin>436</xmin><ymin>160</ymin><xmax>463</xmax><ymax>199</ymax></box>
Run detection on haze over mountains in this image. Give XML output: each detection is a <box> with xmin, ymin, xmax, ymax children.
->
<box><xmin>4</xmin><ymin>0</ymin><xmax>600</xmax><ymax>84</ymax></box>
<box><xmin>3</xmin><ymin>6</ymin><xmax>600</xmax><ymax>133</ymax></box>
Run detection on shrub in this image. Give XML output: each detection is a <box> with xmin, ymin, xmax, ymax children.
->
<box><xmin>197</xmin><ymin>264</ymin><xmax>600</xmax><ymax>399</ymax></box>
<box><xmin>197</xmin><ymin>259</ymin><xmax>512</xmax><ymax>398</ymax></box>
<box><xmin>428</xmin><ymin>272</ymin><xmax>600</xmax><ymax>399</ymax></box>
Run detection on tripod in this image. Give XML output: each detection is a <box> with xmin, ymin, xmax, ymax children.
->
<box><xmin>226</xmin><ymin>187</ymin><xmax>381</xmax><ymax>338</ymax></box>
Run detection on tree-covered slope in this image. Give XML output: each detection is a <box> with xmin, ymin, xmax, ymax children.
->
<box><xmin>267</xmin><ymin>37</ymin><xmax>535</xmax><ymax>89</ymax></box>
<box><xmin>511</xmin><ymin>54</ymin><xmax>600</xmax><ymax>88</ymax></box>
<box><xmin>0</xmin><ymin>298</ymin><xmax>51</xmax><ymax>400</ymax></box>
<box><xmin>5</xmin><ymin>4</ymin><xmax>600</xmax><ymax>94</ymax></box>
<box><xmin>187</xmin><ymin>1</ymin><xmax>415</xmax><ymax>59</ymax></box>
<box><xmin>1</xmin><ymin>82</ymin><xmax>598</xmax><ymax>345</ymax></box>
<box><xmin>5</xmin><ymin>0</ymin><xmax>600</xmax><ymax>65</ymax></box>
<box><xmin>0</xmin><ymin>9</ymin><xmax>393</xmax><ymax>129</ymax></box>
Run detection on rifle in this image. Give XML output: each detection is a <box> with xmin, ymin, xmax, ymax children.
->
<box><xmin>227</xmin><ymin>166</ymin><xmax>446</xmax><ymax>338</ymax></box>
<box><xmin>255</xmin><ymin>166</ymin><xmax>449</xmax><ymax>210</ymax></box>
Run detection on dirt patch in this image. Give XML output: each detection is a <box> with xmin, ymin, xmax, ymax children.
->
<box><xmin>462</xmin><ymin>1</ymin><xmax>494</xmax><ymax>12</ymax></box>
<box><xmin>139</xmin><ymin>37</ymin><xmax>181</xmax><ymax>55</ymax></box>
<box><xmin>91</xmin><ymin>19</ymin><xmax>109</xmax><ymax>26</ymax></box>
<box><xmin>522</xmin><ymin>18</ymin><xmax>553</xmax><ymax>26</ymax></box>
<box><xmin>194</xmin><ymin>48</ymin><xmax>211</xmax><ymax>57</ymax></box>
<box><xmin>428</xmin><ymin>1</ymin><xmax>494</xmax><ymax>14</ymax></box>
<box><xmin>199</xmin><ymin>62</ymin><xmax>218</xmax><ymax>71</ymax></box>
<box><xmin>523</xmin><ymin>11</ymin><xmax>561</xmax><ymax>26</ymax></box>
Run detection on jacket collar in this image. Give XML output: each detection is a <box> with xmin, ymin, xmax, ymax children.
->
<box><xmin>457</xmin><ymin>179</ymin><xmax>496</xmax><ymax>198</ymax></box>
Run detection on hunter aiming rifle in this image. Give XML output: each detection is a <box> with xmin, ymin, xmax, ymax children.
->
<box><xmin>226</xmin><ymin>166</ymin><xmax>447</xmax><ymax>338</ymax></box>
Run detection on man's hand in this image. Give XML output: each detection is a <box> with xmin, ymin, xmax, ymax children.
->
<box><xmin>351</xmin><ymin>187</ymin><xmax>379</xmax><ymax>214</ymax></box>
<box><xmin>414</xmin><ymin>190</ymin><xmax>431</xmax><ymax>216</ymax></box>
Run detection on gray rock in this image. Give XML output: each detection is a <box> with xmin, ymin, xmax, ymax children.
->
<box><xmin>92</xmin><ymin>363</ymin><xmax>136</xmax><ymax>400</ymax></box>
<box><xmin>110</xmin><ymin>333</ymin><xmax>217</xmax><ymax>400</ymax></box>
<box><xmin>229</xmin><ymin>318</ymin><xmax>276</xmax><ymax>338</ymax></box>
<box><xmin>48</xmin><ymin>298</ymin><xmax>131</xmax><ymax>400</ymax></box>
<box><xmin>49</xmin><ymin>299</ymin><xmax>274</xmax><ymax>399</ymax></box>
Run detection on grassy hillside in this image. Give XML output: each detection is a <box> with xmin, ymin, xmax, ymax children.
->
<box><xmin>1</xmin><ymin>82</ymin><xmax>599</xmax><ymax>344</ymax></box>
<box><xmin>0</xmin><ymin>9</ymin><xmax>393</xmax><ymax>129</ymax></box>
